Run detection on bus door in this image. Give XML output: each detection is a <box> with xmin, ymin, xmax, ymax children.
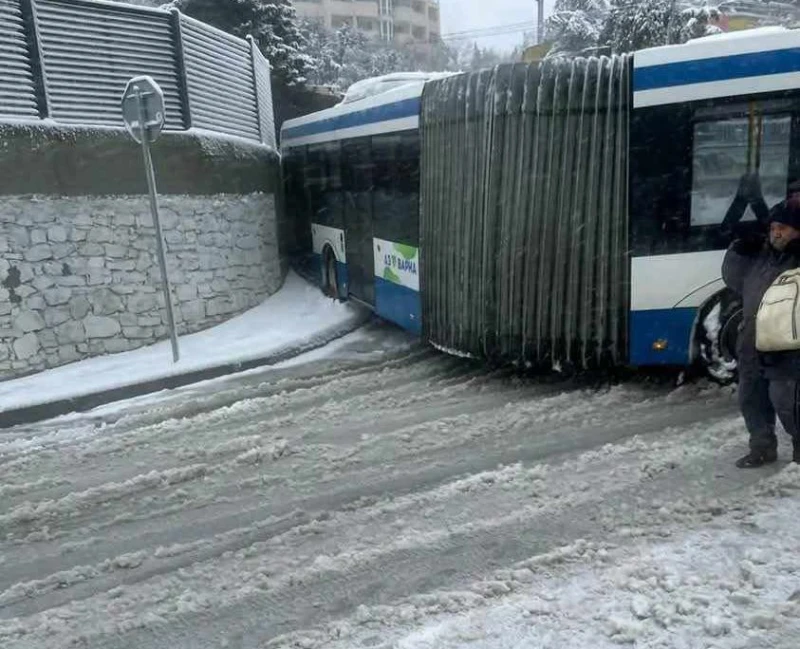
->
<box><xmin>372</xmin><ymin>132</ymin><xmax>422</xmax><ymax>334</ymax></box>
<box><xmin>342</xmin><ymin>138</ymin><xmax>375</xmax><ymax>305</ymax></box>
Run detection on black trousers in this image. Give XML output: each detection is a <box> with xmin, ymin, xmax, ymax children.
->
<box><xmin>739</xmin><ymin>360</ymin><xmax>800</xmax><ymax>450</ymax></box>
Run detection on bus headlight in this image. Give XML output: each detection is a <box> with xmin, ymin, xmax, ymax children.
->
<box><xmin>652</xmin><ymin>339</ymin><xmax>669</xmax><ymax>352</ymax></box>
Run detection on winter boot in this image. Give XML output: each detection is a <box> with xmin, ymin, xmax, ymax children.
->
<box><xmin>793</xmin><ymin>439</ymin><xmax>800</xmax><ymax>464</ymax></box>
<box><xmin>735</xmin><ymin>447</ymin><xmax>778</xmax><ymax>469</ymax></box>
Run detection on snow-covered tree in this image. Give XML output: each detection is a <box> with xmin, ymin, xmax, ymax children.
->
<box><xmin>171</xmin><ymin>0</ymin><xmax>312</xmax><ymax>85</ymax></box>
<box><xmin>544</xmin><ymin>0</ymin><xmax>610</xmax><ymax>57</ymax></box>
<box><xmin>547</xmin><ymin>0</ymin><xmax>726</xmax><ymax>57</ymax></box>
<box><xmin>448</xmin><ymin>42</ymin><xmax>515</xmax><ymax>71</ymax></box>
<box><xmin>301</xmin><ymin>22</ymin><xmax>374</xmax><ymax>89</ymax></box>
<box><xmin>679</xmin><ymin>5</ymin><xmax>724</xmax><ymax>40</ymax></box>
<box><xmin>301</xmin><ymin>20</ymin><xmax>458</xmax><ymax>92</ymax></box>
<box><xmin>253</xmin><ymin>0</ymin><xmax>314</xmax><ymax>85</ymax></box>
<box><xmin>602</xmin><ymin>0</ymin><xmax>681</xmax><ymax>52</ymax></box>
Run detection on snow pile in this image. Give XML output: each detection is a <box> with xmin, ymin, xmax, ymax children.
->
<box><xmin>0</xmin><ymin>271</ymin><xmax>366</xmax><ymax>414</ymax></box>
<box><xmin>701</xmin><ymin>301</ymin><xmax>738</xmax><ymax>383</ymax></box>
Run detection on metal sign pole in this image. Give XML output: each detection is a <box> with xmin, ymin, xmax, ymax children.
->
<box><xmin>135</xmin><ymin>86</ymin><xmax>180</xmax><ymax>363</ymax></box>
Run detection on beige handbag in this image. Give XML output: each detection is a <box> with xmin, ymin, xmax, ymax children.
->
<box><xmin>756</xmin><ymin>268</ymin><xmax>800</xmax><ymax>352</ymax></box>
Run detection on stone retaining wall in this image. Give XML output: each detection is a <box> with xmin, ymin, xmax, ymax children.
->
<box><xmin>1</xmin><ymin>194</ymin><xmax>281</xmax><ymax>379</ymax></box>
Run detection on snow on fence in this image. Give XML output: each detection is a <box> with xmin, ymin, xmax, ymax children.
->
<box><xmin>420</xmin><ymin>57</ymin><xmax>631</xmax><ymax>369</ymax></box>
<box><xmin>0</xmin><ymin>0</ymin><xmax>276</xmax><ymax>147</ymax></box>
<box><xmin>1</xmin><ymin>0</ymin><xmax>40</xmax><ymax>119</ymax></box>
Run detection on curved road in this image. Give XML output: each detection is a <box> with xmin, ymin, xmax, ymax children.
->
<box><xmin>0</xmin><ymin>324</ymin><xmax>784</xmax><ymax>648</ymax></box>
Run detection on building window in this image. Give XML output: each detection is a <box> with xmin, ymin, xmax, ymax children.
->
<box><xmin>412</xmin><ymin>25</ymin><xmax>426</xmax><ymax>39</ymax></box>
<box><xmin>394</xmin><ymin>21</ymin><xmax>410</xmax><ymax>34</ymax></box>
<box><xmin>357</xmin><ymin>17</ymin><xmax>376</xmax><ymax>30</ymax></box>
<box><xmin>428</xmin><ymin>6</ymin><xmax>439</xmax><ymax>22</ymax></box>
<box><xmin>331</xmin><ymin>14</ymin><xmax>354</xmax><ymax>28</ymax></box>
<box><xmin>412</xmin><ymin>1</ymin><xmax>424</xmax><ymax>13</ymax></box>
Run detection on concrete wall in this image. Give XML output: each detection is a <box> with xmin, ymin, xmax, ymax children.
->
<box><xmin>0</xmin><ymin>123</ymin><xmax>284</xmax><ymax>380</ymax></box>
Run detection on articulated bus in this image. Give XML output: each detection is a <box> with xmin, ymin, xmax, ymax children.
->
<box><xmin>281</xmin><ymin>28</ymin><xmax>800</xmax><ymax>377</ymax></box>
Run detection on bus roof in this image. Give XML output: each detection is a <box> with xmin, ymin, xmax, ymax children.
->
<box><xmin>633</xmin><ymin>26</ymin><xmax>800</xmax><ymax>108</ymax></box>
<box><xmin>281</xmin><ymin>72</ymin><xmax>452</xmax><ymax>150</ymax></box>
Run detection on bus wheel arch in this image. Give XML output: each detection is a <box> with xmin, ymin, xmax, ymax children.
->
<box><xmin>322</xmin><ymin>245</ymin><xmax>340</xmax><ymax>299</ymax></box>
<box><xmin>693</xmin><ymin>289</ymin><xmax>741</xmax><ymax>384</ymax></box>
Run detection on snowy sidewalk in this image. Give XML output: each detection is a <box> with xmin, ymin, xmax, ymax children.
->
<box><xmin>0</xmin><ymin>271</ymin><xmax>368</xmax><ymax>427</ymax></box>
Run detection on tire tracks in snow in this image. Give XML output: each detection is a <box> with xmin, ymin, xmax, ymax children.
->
<box><xmin>0</xmin><ymin>332</ymin><xmax>755</xmax><ymax>649</ymax></box>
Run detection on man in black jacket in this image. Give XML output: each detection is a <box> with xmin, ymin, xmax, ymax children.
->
<box><xmin>722</xmin><ymin>176</ymin><xmax>800</xmax><ymax>468</ymax></box>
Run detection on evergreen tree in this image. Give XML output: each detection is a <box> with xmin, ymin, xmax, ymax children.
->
<box><xmin>451</xmin><ymin>42</ymin><xmax>514</xmax><ymax>71</ymax></box>
<box><xmin>300</xmin><ymin>20</ymin><xmax>459</xmax><ymax>92</ymax></box>
<box><xmin>171</xmin><ymin>0</ymin><xmax>312</xmax><ymax>85</ymax></box>
<box><xmin>602</xmin><ymin>0</ymin><xmax>682</xmax><ymax>52</ymax></box>
<box><xmin>546</xmin><ymin>0</ymin><xmax>726</xmax><ymax>57</ymax></box>
<box><xmin>255</xmin><ymin>0</ymin><xmax>314</xmax><ymax>85</ymax></box>
<box><xmin>545</xmin><ymin>0</ymin><xmax>609</xmax><ymax>57</ymax></box>
<box><xmin>679</xmin><ymin>5</ymin><xmax>724</xmax><ymax>41</ymax></box>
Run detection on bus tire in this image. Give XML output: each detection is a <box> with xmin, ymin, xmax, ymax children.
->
<box><xmin>323</xmin><ymin>248</ymin><xmax>339</xmax><ymax>299</ymax></box>
<box><xmin>695</xmin><ymin>290</ymin><xmax>741</xmax><ymax>385</ymax></box>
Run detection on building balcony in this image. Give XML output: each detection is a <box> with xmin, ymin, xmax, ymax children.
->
<box><xmin>393</xmin><ymin>4</ymin><xmax>434</xmax><ymax>28</ymax></box>
<box><xmin>329</xmin><ymin>0</ymin><xmax>380</xmax><ymax>18</ymax></box>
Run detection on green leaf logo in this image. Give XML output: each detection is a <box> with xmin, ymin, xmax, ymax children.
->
<box><xmin>393</xmin><ymin>244</ymin><xmax>417</xmax><ymax>261</ymax></box>
<box><xmin>384</xmin><ymin>267</ymin><xmax>402</xmax><ymax>284</ymax></box>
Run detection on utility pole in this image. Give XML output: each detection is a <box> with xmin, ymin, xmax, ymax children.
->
<box><xmin>537</xmin><ymin>0</ymin><xmax>544</xmax><ymax>44</ymax></box>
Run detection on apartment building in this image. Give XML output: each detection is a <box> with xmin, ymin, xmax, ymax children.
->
<box><xmin>292</xmin><ymin>0</ymin><xmax>441</xmax><ymax>44</ymax></box>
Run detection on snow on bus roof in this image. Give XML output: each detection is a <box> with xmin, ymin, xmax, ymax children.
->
<box><xmin>341</xmin><ymin>72</ymin><xmax>452</xmax><ymax>104</ymax></box>
<box><xmin>635</xmin><ymin>26</ymin><xmax>800</xmax><ymax>67</ymax></box>
<box><xmin>281</xmin><ymin>71</ymin><xmax>454</xmax><ymax>135</ymax></box>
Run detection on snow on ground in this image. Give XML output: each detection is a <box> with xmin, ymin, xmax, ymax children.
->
<box><xmin>278</xmin><ymin>467</ymin><xmax>800</xmax><ymax>649</ymax></box>
<box><xmin>0</xmin><ymin>331</ymin><xmax>797</xmax><ymax>649</ymax></box>
<box><xmin>0</xmin><ymin>271</ymin><xmax>365</xmax><ymax>413</ymax></box>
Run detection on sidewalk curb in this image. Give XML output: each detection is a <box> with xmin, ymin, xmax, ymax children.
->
<box><xmin>0</xmin><ymin>313</ymin><xmax>369</xmax><ymax>429</ymax></box>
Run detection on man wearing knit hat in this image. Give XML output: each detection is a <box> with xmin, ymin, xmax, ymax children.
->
<box><xmin>723</xmin><ymin>177</ymin><xmax>800</xmax><ymax>468</ymax></box>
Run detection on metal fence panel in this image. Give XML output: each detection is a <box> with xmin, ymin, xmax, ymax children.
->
<box><xmin>0</xmin><ymin>0</ymin><xmax>275</xmax><ymax>145</ymax></box>
<box><xmin>35</xmin><ymin>0</ymin><xmax>184</xmax><ymax>128</ymax></box>
<box><xmin>420</xmin><ymin>57</ymin><xmax>631</xmax><ymax>368</ymax></box>
<box><xmin>251</xmin><ymin>42</ymin><xmax>276</xmax><ymax>148</ymax></box>
<box><xmin>0</xmin><ymin>0</ymin><xmax>39</xmax><ymax>119</ymax></box>
<box><xmin>181</xmin><ymin>14</ymin><xmax>259</xmax><ymax>141</ymax></box>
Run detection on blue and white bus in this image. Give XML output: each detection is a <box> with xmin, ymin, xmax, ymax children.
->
<box><xmin>629</xmin><ymin>27</ymin><xmax>799</xmax><ymax>377</ymax></box>
<box><xmin>281</xmin><ymin>74</ymin><xmax>432</xmax><ymax>336</ymax></box>
<box><xmin>281</xmin><ymin>28</ymin><xmax>800</xmax><ymax>376</ymax></box>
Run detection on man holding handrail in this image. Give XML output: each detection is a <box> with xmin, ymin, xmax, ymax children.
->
<box><xmin>722</xmin><ymin>174</ymin><xmax>800</xmax><ymax>467</ymax></box>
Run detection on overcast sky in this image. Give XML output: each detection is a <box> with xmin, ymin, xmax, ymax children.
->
<box><xmin>438</xmin><ymin>0</ymin><xmax>557</xmax><ymax>52</ymax></box>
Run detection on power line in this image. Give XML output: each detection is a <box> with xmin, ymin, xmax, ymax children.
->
<box><xmin>441</xmin><ymin>20</ymin><xmax>538</xmax><ymax>40</ymax></box>
<box><xmin>443</xmin><ymin>19</ymin><xmax>537</xmax><ymax>37</ymax></box>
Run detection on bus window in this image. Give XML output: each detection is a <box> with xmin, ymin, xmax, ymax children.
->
<box><xmin>691</xmin><ymin>114</ymin><xmax>791</xmax><ymax>227</ymax></box>
<box><xmin>629</xmin><ymin>103</ymin><xmax>693</xmax><ymax>256</ymax></box>
<box><xmin>306</xmin><ymin>142</ymin><xmax>344</xmax><ymax>229</ymax></box>
<box><xmin>284</xmin><ymin>147</ymin><xmax>311</xmax><ymax>256</ymax></box>
<box><xmin>342</xmin><ymin>137</ymin><xmax>375</xmax><ymax>304</ymax></box>
<box><xmin>398</xmin><ymin>132</ymin><xmax>421</xmax><ymax>245</ymax></box>
<box><xmin>373</xmin><ymin>131</ymin><xmax>420</xmax><ymax>246</ymax></box>
<box><xmin>342</xmin><ymin>137</ymin><xmax>373</xmax><ymax>193</ymax></box>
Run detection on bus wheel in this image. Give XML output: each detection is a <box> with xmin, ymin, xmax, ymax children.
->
<box><xmin>696</xmin><ymin>292</ymin><xmax>741</xmax><ymax>385</ymax></box>
<box><xmin>324</xmin><ymin>250</ymin><xmax>339</xmax><ymax>299</ymax></box>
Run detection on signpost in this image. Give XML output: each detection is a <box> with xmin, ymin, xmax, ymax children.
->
<box><xmin>121</xmin><ymin>76</ymin><xmax>180</xmax><ymax>363</ymax></box>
